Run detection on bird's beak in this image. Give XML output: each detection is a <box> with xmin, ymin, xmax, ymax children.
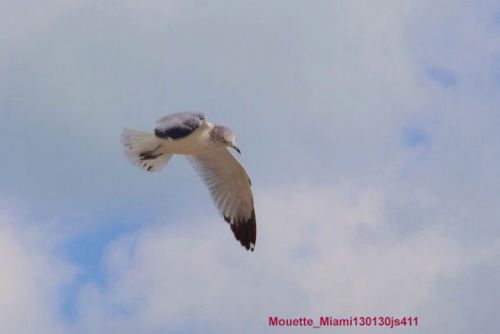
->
<box><xmin>232</xmin><ymin>145</ymin><xmax>241</xmax><ymax>154</ymax></box>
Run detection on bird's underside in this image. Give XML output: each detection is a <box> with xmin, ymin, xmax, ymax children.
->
<box><xmin>121</xmin><ymin>112</ymin><xmax>256</xmax><ymax>251</ymax></box>
<box><xmin>187</xmin><ymin>149</ymin><xmax>256</xmax><ymax>251</ymax></box>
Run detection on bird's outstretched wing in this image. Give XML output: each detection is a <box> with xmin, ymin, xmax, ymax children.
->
<box><xmin>155</xmin><ymin>112</ymin><xmax>205</xmax><ymax>140</ymax></box>
<box><xmin>187</xmin><ymin>149</ymin><xmax>256</xmax><ymax>251</ymax></box>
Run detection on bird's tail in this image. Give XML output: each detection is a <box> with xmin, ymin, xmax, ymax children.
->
<box><xmin>121</xmin><ymin>129</ymin><xmax>173</xmax><ymax>172</ymax></box>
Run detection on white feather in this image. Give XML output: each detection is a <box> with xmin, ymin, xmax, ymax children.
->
<box><xmin>121</xmin><ymin>129</ymin><xmax>172</xmax><ymax>172</ymax></box>
<box><xmin>187</xmin><ymin>149</ymin><xmax>253</xmax><ymax>221</ymax></box>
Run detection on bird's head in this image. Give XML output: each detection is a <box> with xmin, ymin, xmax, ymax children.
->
<box><xmin>211</xmin><ymin>125</ymin><xmax>241</xmax><ymax>154</ymax></box>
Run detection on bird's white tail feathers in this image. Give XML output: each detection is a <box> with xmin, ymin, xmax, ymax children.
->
<box><xmin>121</xmin><ymin>129</ymin><xmax>172</xmax><ymax>172</ymax></box>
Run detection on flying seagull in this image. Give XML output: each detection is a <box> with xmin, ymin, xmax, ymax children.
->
<box><xmin>121</xmin><ymin>112</ymin><xmax>256</xmax><ymax>251</ymax></box>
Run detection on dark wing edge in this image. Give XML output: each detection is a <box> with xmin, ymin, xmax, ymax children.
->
<box><xmin>186</xmin><ymin>149</ymin><xmax>256</xmax><ymax>252</ymax></box>
<box><xmin>224</xmin><ymin>209</ymin><xmax>256</xmax><ymax>251</ymax></box>
<box><xmin>154</xmin><ymin>112</ymin><xmax>205</xmax><ymax>140</ymax></box>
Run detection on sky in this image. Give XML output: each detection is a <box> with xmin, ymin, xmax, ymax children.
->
<box><xmin>1</xmin><ymin>0</ymin><xmax>500</xmax><ymax>333</ymax></box>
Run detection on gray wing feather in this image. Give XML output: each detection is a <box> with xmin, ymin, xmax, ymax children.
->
<box><xmin>187</xmin><ymin>149</ymin><xmax>256</xmax><ymax>251</ymax></box>
<box><xmin>154</xmin><ymin>112</ymin><xmax>205</xmax><ymax>140</ymax></box>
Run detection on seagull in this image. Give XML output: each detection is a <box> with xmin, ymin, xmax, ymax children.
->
<box><xmin>121</xmin><ymin>112</ymin><xmax>256</xmax><ymax>251</ymax></box>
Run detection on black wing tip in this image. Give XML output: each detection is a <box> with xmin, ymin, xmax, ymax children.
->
<box><xmin>225</xmin><ymin>209</ymin><xmax>256</xmax><ymax>252</ymax></box>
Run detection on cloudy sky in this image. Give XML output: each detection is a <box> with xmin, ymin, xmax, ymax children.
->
<box><xmin>1</xmin><ymin>0</ymin><xmax>500</xmax><ymax>333</ymax></box>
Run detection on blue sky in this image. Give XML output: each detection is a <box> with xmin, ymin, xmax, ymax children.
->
<box><xmin>1</xmin><ymin>0</ymin><xmax>500</xmax><ymax>333</ymax></box>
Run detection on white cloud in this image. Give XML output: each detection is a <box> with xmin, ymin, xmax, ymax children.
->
<box><xmin>0</xmin><ymin>0</ymin><xmax>79</xmax><ymax>42</ymax></box>
<box><xmin>1</xmin><ymin>0</ymin><xmax>423</xmax><ymax>221</ymax></box>
<box><xmin>1</xmin><ymin>182</ymin><xmax>498</xmax><ymax>333</ymax></box>
<box><xmin>69</xmin><ymin>184</ymin><xmax>496</xmax><ymax>333</ymax></box>
<box><xmin>1</xmin><ymin>0</ymin><xmax>500</xmax><ymax>333</ymax></box>
<box><xmin>0</xmin><ymin>211</ymin><xmax>75</xmax><ymax>334</ymax></box>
